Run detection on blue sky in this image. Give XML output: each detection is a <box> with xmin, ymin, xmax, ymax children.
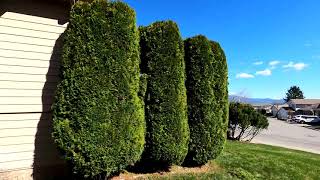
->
<box><xmin>125</xmin><ymin>0</ymin><xmax>320</xmax><ymax>99</ymax></box>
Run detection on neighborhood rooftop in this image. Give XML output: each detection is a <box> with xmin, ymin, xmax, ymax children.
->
<box><xmin>289</xmin><ymin>99</ymin><xmax>320</xmax><ymax>105</ymax></box>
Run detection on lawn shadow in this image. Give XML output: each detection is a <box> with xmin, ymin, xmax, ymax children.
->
<box><xmin>127</xmin><ymin>160</ymin><xmax>170</xmax><ymax>174</ymax></box>
<box><xmin>182</xmin><ymin>157</ymin><xmax>205</xmax><ymax>168</ymax></box>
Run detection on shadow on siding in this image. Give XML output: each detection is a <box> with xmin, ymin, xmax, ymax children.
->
<box><xmin>0</xmin><ymin>0</ymin><xmax>71</xmax><ymax>179</ymax></box>
<box><xmin>33</xmin><ymin>33</ymin><xmax>72</xmax><ymax>180</ymax></box>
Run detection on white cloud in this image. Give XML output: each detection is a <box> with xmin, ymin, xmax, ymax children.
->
<box><xmin>269</xmin><ymin>60</ymin><xmax>280</xmax><ymax>66</ymax></box>
<box><xmin>283</xmin><ymin>62</ymin><xmax>308</xmax><ymax>71</ymax></box>
<box><xmin>256</xmin><ymin>69</ymin><xmax>272</xmax><ymax>76</ymax></box>
<box><xmin>304</xmin><ymin>43</ymin><xmax>312</xmax><ymax>47</ymax></box>
<box><xmin>253</xmin><ymin>61</ymin><xmax>263</xmax><ymax>65</ymax></box>
<box><xmin>236</xmin><ymin>73</ymin><xmax>254</xmax><ymax>79</ymax></box>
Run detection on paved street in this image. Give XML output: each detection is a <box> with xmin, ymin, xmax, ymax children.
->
<box><xmin>251</xmin><ymin>118</ymin><xmax>320</xmax><ymax>154</ymax></box>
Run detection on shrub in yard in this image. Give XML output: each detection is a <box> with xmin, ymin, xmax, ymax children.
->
<box><xmin>139</xmin><ymin>21</ymin><xmax>189</xmax><ymax>165</ymax></box>
<box><xmin>184</xmin><ymin>35</ymin><xmax>228</xmax><ymax>165</ymax></box>
<box><xmin>228</xmin><ymin>102</ymin><xmax>269</xmax><ymax>141</ymax></box>
<box><xmin>209</xmin><ymin>40</ymin><xmax>229</xmax><ymax>160</ymax></box>
<box><xmin>52</xmin><ymin>1</ymin><xmax>145</xmax><ymax>178</ymax></box>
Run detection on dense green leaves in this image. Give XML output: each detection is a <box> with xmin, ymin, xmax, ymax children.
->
<box><xmin>209</xmin><ymin>41</ymin><xmax>229</xmax><ymax>161</ymax></box>
<box><xmin>52</xmin><ymin>1</ymin><xmax>145</xmax><ymax>178</ymax></box>
<box><xmin>228</xmin><ymin>102</ymin><xmax>269</xmax><ymax>141</ymax></box>
<box><xmin>184</xmin><ymin>35</ymin><xmax>228</xmax><ymax>165</ymax></box>
<box><xmin>139</xmin><ymin>21</ymin><xmax>189</xmax><ymax>165</ymax></box>
<box><xmin>284</xmin><ymin>85</ymin><xmax>304</xmax><ymax>102</ymax></box>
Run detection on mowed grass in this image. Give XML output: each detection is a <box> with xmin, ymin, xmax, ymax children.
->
<box><xmin>216</xmin><ymin>141</ymin><xmax>320</xmax><ymax>179</ymax></box>
<box><xmin>115</xmin><ymin>141</ymin><xmax>320</xmax><ymax>179</ymax></box>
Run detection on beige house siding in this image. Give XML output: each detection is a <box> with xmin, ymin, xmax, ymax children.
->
<box><xmin>0</xmin><ymin>3</ymin><xmax>68</xmax><ymax>178</ymax></box>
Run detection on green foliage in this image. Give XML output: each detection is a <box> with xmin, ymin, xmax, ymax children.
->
<box><xmin>284</xmin><ymin>85</ymin><xmax>304</xmax><ymax>102</ymax></box>
<box><xmin>228</xmin><ymin>102</ymin><xmax>269</xmax><ymax>141</ymax></box>
<box><xmin>184</xmin><ymin>35</ymin><xmax>228</xmax><ymax>165</ymax></box>
<box><xmin>139</xmin><ymin>21</ymin><xmax>189</xmax><ymax>165</ymax></box>
<box><xmin>138</xmin><ymin>74</ymin><xmax>148</xmax><ymax>100</ymax></box>
<box><xmin>257</xmin><ymin>108</ymin><xmax>267</xmax><ymax>115</ymax></box>
<box><xmin>209</xmin><ymin>40</ymin><xmax>229</xmax><ymax>161</ymax></box>
<box><xmin>52</xmin><ymin>1</ymin><xmax>145</xmax><ymax>178</ymax></box>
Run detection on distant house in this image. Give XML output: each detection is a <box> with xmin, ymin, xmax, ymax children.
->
<box><xmin>295</xmin><ymin>108</ymin><xmax>314</xmax><ymax>115</ymax></box>
<box><xmin>252</xmin><ymin>104</ymin><xmax>272</xmax><ymax>114</ymax></box>
<box><xmin>287</xmin><ymin>99</ymin><xmax>320</xmax><ymax>111</ymax></box>
<box><xmin>295</xmin><ymin>104</ymin><xmax>320</xmax><ymax>116</ymax></box>
<box><xmin>271</xmin><ymin>103</ymin><xmax>288</xmax><ymax>117</ymax></box>
<box><xmin>277</xmin><ymin>107</ymin><xmax>295</xmax><ymax>120</ymax></box>
<box><xmin>312</xmin><ymin>104</ymin><xmax>320</xmax><ymax>116</ymax></box>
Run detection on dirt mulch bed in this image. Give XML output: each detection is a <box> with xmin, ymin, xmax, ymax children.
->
<box><xmin>111</xmin><ymin>162</ymin><xmax>221</xmax><ymax>180</ymax></box>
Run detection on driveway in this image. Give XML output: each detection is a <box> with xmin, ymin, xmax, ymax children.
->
<box><xmin>251</xmin><ymin>118</ymin><xmax>320</xmax><ymax>154</ymax></box>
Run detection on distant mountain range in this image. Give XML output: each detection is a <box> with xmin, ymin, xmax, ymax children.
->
<box><xmin>228</xmin><ymin>95</ymin><xmax>285</xmax><ymax>105</ymax></box>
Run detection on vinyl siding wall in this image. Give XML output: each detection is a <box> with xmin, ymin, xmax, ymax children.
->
<box><xmin>0</xmin><ymin>11</ymin><xmax>67</xmax><ymax>178</ymax></box>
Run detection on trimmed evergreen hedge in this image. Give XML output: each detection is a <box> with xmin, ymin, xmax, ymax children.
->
<box><xmin>184</xmin><ymin>35</ymin><xmax>228</xmax><ymax>165</ymax></box>
<box><xmin>139</xmin><ymin>21</ymin><xmax>189</xmax><ymax>165</ymax></box>
<box><xmin>52</xmin><ymin>1</ymin><xmax>145</xmax><ymax>178</ymax></box>
<box><xmin>209</xmin><ymin>40</ymin><xmax>229</xmax><ymax>160</ymax></box>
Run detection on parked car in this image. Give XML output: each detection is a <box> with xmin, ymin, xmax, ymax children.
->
<box><xmin>293</xmin><ymin>115</ymin><xmax>320</xmax><ymax>124</ymax></box>
<box><xmin>292</xmin><ymin>115</ymin><xmax>302</xmax><ymax>122</ymax></box>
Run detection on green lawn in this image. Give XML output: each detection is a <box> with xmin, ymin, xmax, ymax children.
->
<box><xmin>215</xmin><ymin>141</ymin><xmax>320</xmax><ymax>179</ymax></box>
<box><xmin>120</xmin><ymin>141</ymin><xmax>320</xmax><ymax>180</ymax></box>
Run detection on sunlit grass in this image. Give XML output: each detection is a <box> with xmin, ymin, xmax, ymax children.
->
<box><xmin>115</xmin><ymin>141</ymin><xmax>320</xmax><ymax>179</ymax></box>
<box><xmin>217</xmin><ymin>141</ymin><xmax>320</xmax><ymax>179</ymax></box>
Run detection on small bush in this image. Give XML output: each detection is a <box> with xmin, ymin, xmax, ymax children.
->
<box><xmin>228</xmin><ymin>102</ymin><xmax>269</xmax><ymax>141</ymax></box>
<box><xmin>184</xmin><ymin>35</ymin><xmax>228</xmax><ymax>165</ymax></box>
<box><xmin>139</xmin><ymin>21</ymin><xmax>189</xmax><ymax>165</ymax></box>
<box><xmin>52</xmin><ymin>1</ymin><xmax>145</xmax><ymax>178</ymax></box>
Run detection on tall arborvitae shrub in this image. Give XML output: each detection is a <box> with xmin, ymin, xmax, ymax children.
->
<box><xmin>184</xmin><ymin>35</ymin><xmax>228</xmax><ymax>165</ymax></box>
<box><xmin>139</xmin><ymin>21</ymin><xmax>189</xmax><ymax>165</ymax></box>
<box><xmin>209</xmin><ymin>40</ymin><xmax>229</xmax><ymax>159</ymax></box>
<box><xmin>52</xmin><ymin>1</ymin><xmax>145</xmax><ymax>178</ymax></box>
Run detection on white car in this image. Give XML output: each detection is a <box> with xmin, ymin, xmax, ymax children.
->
<box><xmin>293</xmin><ymin>115</ymin><xmax>320</xmax><ymax>124</ymax></box>
<box><xmin>292</xmin><ymin>115</ymin><xmax>303</xmax><ymax>122</ymax></box>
